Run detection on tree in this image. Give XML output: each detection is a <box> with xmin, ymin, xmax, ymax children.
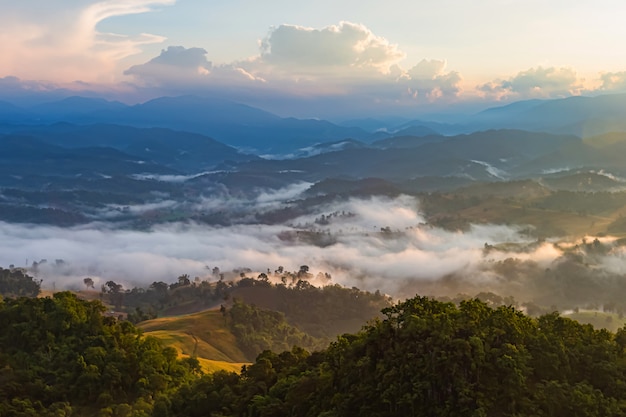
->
<box><xmin>0</xmin><ymin>292</ymin><xmax>198</xmax><ymax>415</ymax></box>
<box><xmin>177</xmin><ymin>274</ymin><xmax>191</xmax><ymax>287</ymax></box>
<box><xmin>83</xmin><ymin>277</ymin><xmax>95</xmax><ymax>290</ymax></box>
<box><xmin>0</xmin><ymin>267</ymin><xmax>41</xmax><ymax>297</ymax></box>
<box><xmin>105</xmin><ymin>281</ymin><xmax>123</xmax><ymax>294</ymax></box>
<box><xmin>105</xmin><ymin>281</ymin><xmax>124</xmax><ymax>310</ymax></box>
<box><xmin>297</xmin><ymin>265</ymin><xmax>311</xmax><ymax>279</ymax></box>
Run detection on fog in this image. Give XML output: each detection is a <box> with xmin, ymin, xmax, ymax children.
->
<box><xmin>2</xmin><ymin>193</ymin><xmax>626</xmax><ymax>306</ymax></box>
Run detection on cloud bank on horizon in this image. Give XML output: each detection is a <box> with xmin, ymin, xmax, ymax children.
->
<box><xmin>3</xmin><ymin>1</ymin><xmax>626</xmax><ymax>117</ymax></box>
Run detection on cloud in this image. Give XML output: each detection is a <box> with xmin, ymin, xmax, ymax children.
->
<box><xmin>125</xmin><ymin>46</ymin><xmax>213</xmax><ymax>84</ymax></box>
<box><xmin>3</xmin><ymin>191</ymin><xmax>626</xmax><ymax>308</ymax></box>
<box><xmin>124</xmin><ymin>46</ymin><xmax>264</xmax><ymax>87</ymax></box>
<box><xmin>259</xmin><ymin>21</ymin><xmax>405</xmax><ymax>75</ymax></box>
<box><xmin>124</xmin><ymin>21</ymin><xmax>409</xmax><ymax>90</ymax></box>
<box><xmin>0</xmin><ymin>11</ymin><xmax>465</xmax><ymax>115</ymax></box>
<box><xmin>408</xmin><ymin>59</ymin><xmax>446</xmax><ymax>80</ymax></box>
<box><xmin>480</xmin><ymin>66</ymin><xmax>584</xmax><ymax>100</ymax></box>
<box><xmin>405</xmin><ymin>59</ymin><xmax>462</xmax><ymax>100</ymax></box>
<box><xmin>598</xmin><ymin>71</ymin><xmax>626</xmax><ymax>92</ymax></box>
<box><xmin>0</xmin><ymin>0</ymin><xmax>174</xmax><ymax>83</ymax></box>
<box><xmin>121</xmin><ymin>22</ymin><xmax>464</xmax><ymax>115</ymax></box>
<box><xmin>0</xmin><ymin>195</ymin><xmax>553</xmax><ymax>299</ymax></box>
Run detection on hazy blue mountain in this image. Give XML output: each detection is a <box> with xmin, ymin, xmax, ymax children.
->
<box><xmin>391</xmin><ymin>125</ymin><xmax>440</xmax><ymax>137</ymax></box>
<box><xmin>372</xmin><ymin>134</ymin><xmax>446</xmax><ymax>149</ymax></box>
<box><xmin>0</xmin><ymin>101</ymin><xmax>32</xmax><ymax>123</ymax></box>
<box><xmin>337</xmin><ymin>116</ymin><xmax>412</xmax><ymax>132</ymax></box>
<box><xmin>235</xmin><ymin>130</ymin><xmax>580</xmax><ymax>182</ymax></box>
<box><xmin>0</xmin><ymin>95</ymin><xmax>374</xmax><ymax>154</ymax></box>
<box><xmin>29</xmin><ymin>96</ymin><xmax>128</xmax><ymax>119</ymax></box>
<box><xmin>0</xmin><ymin>134</ymin><xmax>176</xmax><ymax>178</ymax></box>
<box><xmin>514</xmin><ymin>131</ymin><xmax>626</xmax><ymax>176</ymax></box>
<box><xmin>11</xmin><ymin>123</ymin><xmax>259</xmax><ymax>173</ymax></box>
<box><xmin>469</xmin><ymin>94</ymin><xmax>626</xmax><ymax>136</ymax></box>
<box><xmin>391</xmin><ymin>119</ymin><xmax>459</xmax><ymax>135</ymax></box>
<box><xmin>290</xmin><ymin>139</ymin><xmax>368</xmax><ymax>158</ymax></box>
<box><xmin>5</xmin><ymin>93</ymin><xmax>626</xmax><ymax>151</ymax></box>
<box><xmin>475</xmin><ymin>99</ymin><xmax>546</xmax><ymax>122</ymax></box>
<box><xmin>120</xmin><ymin>95</ymin><xmax>280</xmax><ymax>127</ymax></box>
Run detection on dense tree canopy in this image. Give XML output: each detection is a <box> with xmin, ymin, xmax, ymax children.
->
<box><xmin>0</xmin><ymin>267</ymin><xmax>40</xmax><ymax>298</ymax></box>
<box><xmin>0</xmin><ymin>292</ymin><xmax>199</xmax><ymax>416</ymax></box>
<box><xmin>167</xmin><ymin>296</ymin><xmax>626</xmax><ymax>417</ymax></box>
<box><xmin>5</xmin><ymin>290</ymin><xmax>626</xmax><ymax>416</ymax></box>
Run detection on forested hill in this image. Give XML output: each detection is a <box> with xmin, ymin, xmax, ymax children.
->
<box><xmin>168</xmin><ymin>296</ymin><xmax>626</xmax><ymax>417</ymax></box>
<box><xmin>0</xmin><ymin>292</ymin><xmax>200</xmax><ymax>417</ymax></box>
<box><xmin>4</xmin><ymin>293</ymin><xmax>626</xmax><ymax>416</ymax></box>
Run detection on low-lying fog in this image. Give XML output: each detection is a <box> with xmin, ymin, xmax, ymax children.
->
<box><xmin>3</xmin><ymin>189</ymin><xmax>626</xmax><ymax>308</ymax></box>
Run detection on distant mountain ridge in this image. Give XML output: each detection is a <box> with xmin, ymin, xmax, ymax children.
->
<box><xmin>8</xmin><ymin>123</ymin><xmax>258</xmax><ymax>173</ymax></box>
<box><xmin>469</xmin><ymin>94</ymin><xmax>626</xmax><ymax>136</ymax></box>
<box><xmin>234</xmin><ymin>129</ymin><xmax>581</xmax><ymax>183</ymax></box>
<box><xmin>0</xmin><ymin>95</ymin><xmax>374</xmax><ymax>153</ymax></box>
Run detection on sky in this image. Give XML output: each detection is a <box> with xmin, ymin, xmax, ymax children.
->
<box><xmin>2</xmin><ymin>0</ymin><xmax>626</xmax><ymax>118</ymax></box>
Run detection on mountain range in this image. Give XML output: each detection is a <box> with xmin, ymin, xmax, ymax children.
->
<box><xmin>3</xmin><ymin>92</ymin><xmax>626</xmax><ymax>225</ymax></box>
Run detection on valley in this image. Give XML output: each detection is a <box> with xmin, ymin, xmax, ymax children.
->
<box><xmin>4</xmin><ymin>92</ymin><xmax>626</xmax><ymax>415</ymax></box>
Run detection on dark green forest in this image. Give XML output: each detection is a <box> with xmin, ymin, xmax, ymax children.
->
<box><xmin>167</xmin><ymin>296</ymin><xmax>626</xmax><ymax>417</ymax></box>
<box><xmin>0</xmin><ymin>267</ymin><xmax>41</xmax><ymax>298</ymax></box>
<box><xmin>0</xmin><ymin>292</ymin><xmax>199</xmax><ymax>416</ymax></box>
<box><xmin>5</xmin><ymin>290</ymin><xmax>626</xmax><ymax>416</ymax></box>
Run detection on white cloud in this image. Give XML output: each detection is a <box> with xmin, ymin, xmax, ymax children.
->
<box><xmin>404</xmin><ymin>59</ymin><xmax>462</xmax><ymax>100</ymax></box>
<box><xmin>0</xmin><ymin>195</ymin><xmax>553</xmax><ymax>299</ymax></box>
<box><xmin>121</xmin><ymin>22</ymin><xmax>464</xmax><ymax>114</ymax></box>
<box><xmin>124</xmin><ymin>46</ymin><xmax>213</xmax><ymax>84</ymax></box>
<box><xmin>598</xmin><ymin>71</ymin><xmax>626</xmax><ymax>92</ymax></box>
<box><xmin>123</xmin><ymin>21</ymin><xmax>409</xmax><ymax>90</ymax></box>
<box><xmin>259</xmin><ymin>21</ymin><xmax>405</xmax><ymax>74</ymax></box>
<box><xmin>3</xmin><ymin>192</ymin><xmax>625</xmax><ymax>306</ymax></box>
<box><xmin>408</xmin><ymin>59</ymin><xmax>446</xmax><ymax>80</ymax></box>
<box><xmin>479</xmin><ymin>66</ymin><xmax>584</xmax><ymax>100</ymax></box>
<box><xmin>124</xmin><ymin>46</ymin><xmax>265</xmax><ymax>87</ymax></box>
<box><xmin>0</xmin><ymin>0</ymin><xmax>174</xmax><ymax>83</ymax></box>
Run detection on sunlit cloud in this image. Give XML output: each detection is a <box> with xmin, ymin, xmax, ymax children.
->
<box><xmin>598</xmin><ymin>71</ymin><xmax>626</xmax><ymax>92</ymax></box>
<box><xmin>122</xmin><ymin>21</ymin><xmax>464</xmax><ymax>114</ymax></box>
<box><xmin>0</xmin><ymin>195</ymin><xmax>547</xmax><ymax>297</ymax></box>
<box><xmin>2</xmin><ymin>190</ymin><xmax>624</xmax><ymax>308</ymax></box>
<box><xmin>0</xmin><ymin>0</ymin><xmax>174</xmax><ymax>83</ymax></box>
<box><xmin>258</xmin><ymin>21</ymin><xmax>405</xmax><ymax>75</ymax></box>
<box><xmin>404</xmin><ymin>59</ymin><xmax>462</xmax><ymax>100</ymax></box>
<box><xmin>479</xmin><ymin>66</ymin><xmax>584</xmax><ymax>100</ymax></box>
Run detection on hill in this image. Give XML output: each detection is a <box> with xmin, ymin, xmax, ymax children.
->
<box><xmin>0</xmin><ymin>95</ymin><xmax>373</xmax><ymax>153</ymax></box>
<box><xmin>139</xmin><ymin>309</ymin><xmax>249</xmax><ymax>373</ymax></box>
<box><xmin>7</xmin><ymin>123</ymin><xmax>258</xmax><ymax>173</ymax></box>
<box><xmin>164</xmin><ymin>295</ymin><xmax>626</xmax><ymax>417</ymax></box>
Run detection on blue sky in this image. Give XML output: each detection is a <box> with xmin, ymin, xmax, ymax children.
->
<box><xmin>2</xmin><ymin>0</ymin><xmax>626</xmax><ymax>118</ymax></box>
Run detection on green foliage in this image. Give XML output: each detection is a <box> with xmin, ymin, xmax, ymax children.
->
<box><xmin>0</xmin><ymin>292</ymin><xmax>198</xmax><ymax>415</ymax></box>
<box><xmin>231</xmin><ymin>279</ymin><xmax>392</xmax><ymax>339</ymax></box>
<box><xmin>227</xmin><ymin>300</ymin><xmax>323</xmax><ymax>360</ymax></box>
<box><xmin>9</xmin><ymin>289</ymin><xmax>626</xmax><ymax>416</ymax></box>
<box><xmin>121</xmin><ymin>274</ymin><xmax>391</xmax><ymax>342</ymax></box>
<box><xmin>0</xmin><ymin>267</ymin><xmax>40</xmax><ymax>297</ymax></box>
<box><xmin>167</xmin><ymin>296</ymin><xmax>626</xmax><ymax>417</ymax></box>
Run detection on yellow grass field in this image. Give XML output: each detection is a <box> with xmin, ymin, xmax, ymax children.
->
<box><xmin>139</xmin><ymin>309</ymin><xmax>250</xmax><ymax>373</ymax></box>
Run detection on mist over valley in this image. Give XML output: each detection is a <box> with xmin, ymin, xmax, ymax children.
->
<box><xmin>3</xmin><ymin>96</ymin><xmax>626</xmax><ymax>316</ymax></box>
<box><xmin>9</xmin><ymin>4</ymin><xmax>626</xmax><ymax>415</ymax></box>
